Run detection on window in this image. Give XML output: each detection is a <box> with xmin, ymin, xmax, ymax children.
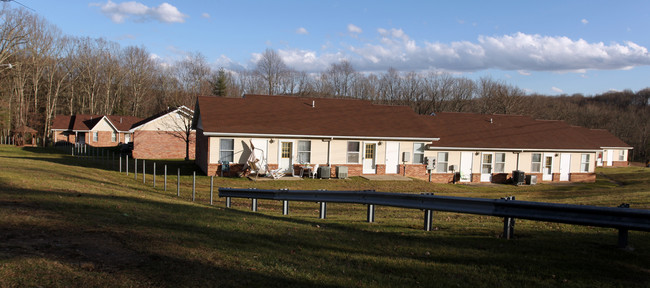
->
<box><xmin>125</xmin><ymin>134</ymin><xmax>131</xmax><ymax>143</ymax></box>
<box><xmin>281</xmin><ymin>142</ymin><xmax>292</xmax><ymax>159</ymax></box>
<box><xmin>365</xmin><ymin>143</ymin><xmax>376</xmax><ymax>159</ymax></box>
<box><xmin>531</xmin><ymin>153</ymin><xmax>542</xmax><ymax>173</ymax></box>
<box><xmin>413</xmin><ymin>143</ymin><xmax>425</xmax><ymax>164</ymax></box>
<box><xmin>581</xmin><ymin>154</ymin><xmax>590</xmax><ymax>172</ymax></box>
<box><xmin>111</xmin><ymin>132</ymin><xmax>117</xmax><ymax>142</ymax></box>
<box><xmin>93</xmin><ymin>132</ymin><xmax>98</xmax><ymax>142</ymax></box>
<box><xmin>220</xmin><ymin>139</ymin><xmax>234</xmax><ymax>163</ymax></box>
<box><xmin>437</xmin><ymin>152</ymin><xmax>448</xmax><ymax>173</ymax></box>
<box><xmin>297</xmin><ymin>140</ymin><xmax>311</xmax><ymax>163</ymax></box>
<box><xmin>618</xmin><ymin>150</ymin><xmax>625</xmax><ymax>161</ymax></box>
<box><xmin>347</xmin><ymin>141</ymin><xmax>360</xmax><ymax>163</ymax></box>
<box><xmin>495</xmin><ymin>153</ymin><xmax>506</xmax><ymax>173</ymax></box>
<box><xmin>482</xmin><ymin>153</ymin><xmax>493</xmax><ymax>174</ymax></box>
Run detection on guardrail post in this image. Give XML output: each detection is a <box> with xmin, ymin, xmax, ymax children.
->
<box><xmin>210</xmin><ymin>176</ymin><xmax>214</xmax><ymax>205</ymax></box>
<box><xmin>119</xmin><ymin>155</ymin><xmax>122</xmax><ymax>173</ymax></box>
<box><xmin>126</xmin><ymin>155</ymin><xmax>129</xmax><ymax>176</ymax></box>
<box><xmin>367</xmin><ymin>204</ymin><xmax>375</xmax><ymax>223</ymax></box>
<box><xmin>153</xmin><ymin>162</ymin><xmax>156</xmax><ymax>188</ymax></box>
<box><xmin>177</xmin><ymin>168</ymin><xmax>180</xmax><ymax>197</ymax></box>
<box><xmin>422</xmin><ymin>193</ymin><xmax>434</xmax><ymax>231</ymax></box>
<box><xmin>251</xmin><ymin>198</ymin><xmax>258</xmax><ymax>212</ymax></box>
<box><xmin>319</xmin><ymin>202</ymin><xmax>327</xmax><ymax>219</ymax></box>
<box><xmin>226</xmin><ymin>197</ymin><xmax>231</xmax><ymax>208</ymax></box>
<box><xmin>134</xmin><ymin>158</ymin><xmax>138</xmax><ymax>180</ymax></box>
<box><xmin>164</xmin><ymin>165</ymin><xmax>167</xmax><ymax>191</ymax></box>
<box><xmin>282</xmin><ymin>200</ymin><xmax>289</xmax><ymax>215</ymax></box>
<box><xmin>424</xmin><ymin>209</ymin><xmax>433</xmax><ymax>231</ymax></box>
<box><xmin>618</xmin><ymin>203</ymin><xmax>630</xmax><ymax>249</ymax></box>
<box><xmin>502</xmin><ymin>196</ymin><xmax>516</xmax><ymax>239</ymax></box>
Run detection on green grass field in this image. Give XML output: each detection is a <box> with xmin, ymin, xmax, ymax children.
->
<box><xmin>1</xmin><ymin>145</ymin><xmax>649</xmax><ymax>287</ymax></box>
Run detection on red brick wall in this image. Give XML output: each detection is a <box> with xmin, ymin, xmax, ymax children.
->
<box><xmin>89</xmin><ymin>131</ymin><xmax>120</xmax><ymax>147</ymax></box>
<box><xmin>132</xmin><ymin>130</ymin><xmax>196</xmax><ymax>160</ymax></box>
<box><xmin>611</xmin><ymin>161</ymin><xmax>629</xmax><ymax>167</ymax></box>
<box><xmin>569</xmin><ymin>173</ymin><xmax>596</xmax><ymax>182</ymax></box>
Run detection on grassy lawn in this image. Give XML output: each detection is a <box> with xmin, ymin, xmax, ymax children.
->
<box><xmin>0</xmin><ymin>145</ymin><xmax>649</xmax><ymax>287</ymax></box>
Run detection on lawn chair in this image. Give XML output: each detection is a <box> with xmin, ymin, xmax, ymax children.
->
<box><xmin>268</xmin><ymin>167</ymin><xmax>285</xmax><ymax>179</ymax></box>
<box><xmin>309</xmin><ymin>164</ymin><xmax>319</xmax><ymax>179</ymax></box>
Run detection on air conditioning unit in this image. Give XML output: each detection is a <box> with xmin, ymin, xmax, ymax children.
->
<box><xmin>526</xmin><ymin>175</ymin><xmax>537</xmax><ymax>185</ymax></box>
<box><xmin>512</xmin><ymin>170</ymin><xmax>525</xmax><ymax>185</ymax></box>
<box><xmin>336</xmin><ymin>166</ymin><xmax>348</xmax><ymax>179</ymax></box>
<box><xmin>319</xmin><ymin>166</ymin><xmax>331</xmax><ymax>179</ymax></box>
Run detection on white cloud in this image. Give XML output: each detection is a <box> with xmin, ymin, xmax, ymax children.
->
<box><xmin>551</xmin><ymin>86</ymin><xmax>564</xmax><ymax>93</ymax></box>
<box><xmin>581</xmin><ymin>19</ymin><xmax>589</xmax><ymax>24</ymax></box>
<box><xmin>201</xmin><ymin>12</ymin><xmax>210</xmax><ymax>19</ymax></box>
<box><xmin>241</xmin><ymin>30</ymin><xmax>650</xmax><ymax>76</ymax></box>
<box><xmin>348</xmin><ymin>24</ymin><xmax>362</xmax><ymax>34</ymax></box>
<box><xmin>517</xmin><ymin>70</ymin><xmax>531</xmax><ymax>76</ymax></box>
<box><xmin>93</xmin><ymin>1</ymin><xmax>188</xmax><ymax>24</ymax></box>
<box><xmin>296</xmin><ymin>27</ymin><xmax>308</xmax><ymax>35</ymax></box>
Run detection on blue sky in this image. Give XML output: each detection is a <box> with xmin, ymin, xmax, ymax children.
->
<box><xmin>13</xmin><ymin>0</ymin><xmax>650</xmax><ymax>95</ymax></box>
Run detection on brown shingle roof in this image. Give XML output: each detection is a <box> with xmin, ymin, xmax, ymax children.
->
<box><xmin>425</xmin><ymin>112</ymin><xmax>630</xmax><ymax>150</ymax></box>
<box><xmin>51</xmin><ymin>114</ymin><xmax>143</xmax><ymax>132</ymax></box>
<box><xmin>196</xmin><ymin>94</ymin><xmax>438</xmax><ymax>140</ymax></box>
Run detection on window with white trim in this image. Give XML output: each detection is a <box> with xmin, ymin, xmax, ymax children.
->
<box><xmin>347</xmin><ymin>141</ymin><xmax>360</xmax><ymax>163</ymax></box>
<box><xmin>111</xmin><ymin>131</ymin><xmax>117</xmax><ymax>142</ymax></box>
<box><xmin>220</xmin><ymin>139</ymin><xmax>234</xmax><ymax>163</ymax></box>
<box><xmin>93</xmin><ymin>132</ymin><xmax>98</xmax><ymax>142</ymax></box>
<box><xmin>436</xmin><ymin>152</ymin><xmax>448</xmax><ymax>173</ymax></box>
<box><xmin>495</xmin><ymin>153</ymin><xmax>506</xmax><ymax>173</ymax></box>
<box><xmin>618</xmin><ymin>150</ymin><xmax>625</xmax><ymax>161</ymax></box>
<box><xmin>580</xmin><ymin>154</ymin><xmax>590</xmax><ymax>172</ymax></box>
<box><xmin>531</xmin><ymin>153</ymin><xmax>542</xmax><ymax>173</ymax></box>
<box><xmin>297</xmin><ymin>140</ymin><xmax>311</xmax><ymax>164</ymax></box>
<box><xmin>413</xmin><ymin>143</ymin><xmax>425</xmax><ymax>164</ymax></box>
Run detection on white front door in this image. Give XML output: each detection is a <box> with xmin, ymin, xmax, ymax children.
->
<box><xmin>560</xmin><ymin>153</ymin><xmax>571</xmax><ymax>181</ymax></box>
<box><xmin>362</xmin><ymin>142</ymin><xmax>377</xmax><ymax>174</ymax></box>
<box><xmin>385</xmin><ymin>142</ymin><xmax>399</xmax><ymax>174</ymax></box>
<box><xmin>597</xmin><ymin>151</ymin><xmax>603</xmax><ymax>166</ymax></box>
<box><xmin>606</xmin><ymin>150</ymin><xmax>613</xmax><ymax>166</ymax></box>
<box><xmin>78</xmin><ymin>132</ymin><xmax>86</xmax><ymax>145</ymax></box>
<box><xmin>480</xmin><ymin>153</ymin><xmax>493</xmax><ymax>182</ymax></box>
<box><xmin>460</xmin><ymin>151</ymin><xmax>473</xmax><ymax>182</ymax></box>
<box><xmin>125</xmin><ymin>133</ymin><xmax>131</xmax><ymax>143</ymax></box>
<box><xmin>279</xmin><ymin>141</ymin><xmax>293</xmax><ymax>173</ymax></box>
<box><xmin>543</xmin><ymin>153</ymin><xmax>554</xmax><ymax>181</ymax></box>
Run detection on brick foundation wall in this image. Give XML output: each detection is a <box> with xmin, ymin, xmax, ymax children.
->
<box><xmin>569</xmin><ymin>173</ymin><xmax>596</xmax><ymax>182</ymax></box>
<box><xmin>132</xmin><ymin>130</ymin><xmax>196</xmax><ymax>160</ymax></box>
<box><xmin>611</xmin><ymin>161</ymin><xmax>629</xmax><ymax>167</ymax></box>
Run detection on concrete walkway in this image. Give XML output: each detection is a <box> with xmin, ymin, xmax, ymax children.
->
<box><xmin>360</xmin><ymin>174</ymin><xmax>413</xmax><ymax>181</ymax></box>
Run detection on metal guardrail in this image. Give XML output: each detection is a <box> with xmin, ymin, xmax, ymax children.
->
<box><xmin>218</xmin><ymin>188</ymin><xmax>650</xmax><ymax>248</ymax></box>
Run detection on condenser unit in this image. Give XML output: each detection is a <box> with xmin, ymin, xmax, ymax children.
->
<box><xmin>336</xmin><ymin>166</ymin><xmax>348</xmax><ymax>179</ymax></box>
<box><xmin>526</xmin><ymin>175</ymin><xmax>537</xmax><ymax>185</ymax></box>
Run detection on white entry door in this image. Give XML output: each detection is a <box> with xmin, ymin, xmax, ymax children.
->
<box><xmin>279</xmin><ymin>141</ymin><xmax>293</xmax><ymax>173</ymax></box>
<box><xmin>560</xmin><ymin>153</ymin><xmax>571</xmax><ymax>181</ymax></box>
<box><xmin>362</xmin><ymin>142</ymin><xmax>377</xmax><ymax>174</ymax></box>
<box><xmin>78</xmin><ymin>132</ymin><xmax>86</xmax><ymax>145</ymax></box>
<box><xmin>543</xmin><ymin>153</ymin><xmax>554</xmax><ymax>181</ymax></box>
<box><xmin>460</xmin><ymin>151</ymin><xmax>473</xmax><ymax>182</ymax></box>
<box><xmin>597</xmin><ymin>151</ymin><xmax>603</xmax><ymax>166</ymax></box>
<box><xmin>606</xmin><ymin>150</ymin><xmax>613</xmax><ymax>166</ymax></box>
<box><xmin>385</xmin><ymin>142</ymin><xmax>399</xmax><ymax>174</ymax></box>
<box><xmin>480</xmin><ymin>153</ymin><xmax>493</xmax><ymax>182</ymax></box>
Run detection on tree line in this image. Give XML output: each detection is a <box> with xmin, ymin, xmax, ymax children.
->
<box><xmin>1</xmin><ymin>6</ymin><xmax>648</xmax><ymax>161</ymax></box>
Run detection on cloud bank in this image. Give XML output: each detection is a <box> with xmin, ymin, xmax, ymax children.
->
<box><xmin>250</xmin><ymin>30</ymin><xmax>650</xmax><ymax>74</ymax></box>
<box><xmin>93</xmin><ymin>1</ymin><xmax>188</xmax><ymax>24</ymax></box>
